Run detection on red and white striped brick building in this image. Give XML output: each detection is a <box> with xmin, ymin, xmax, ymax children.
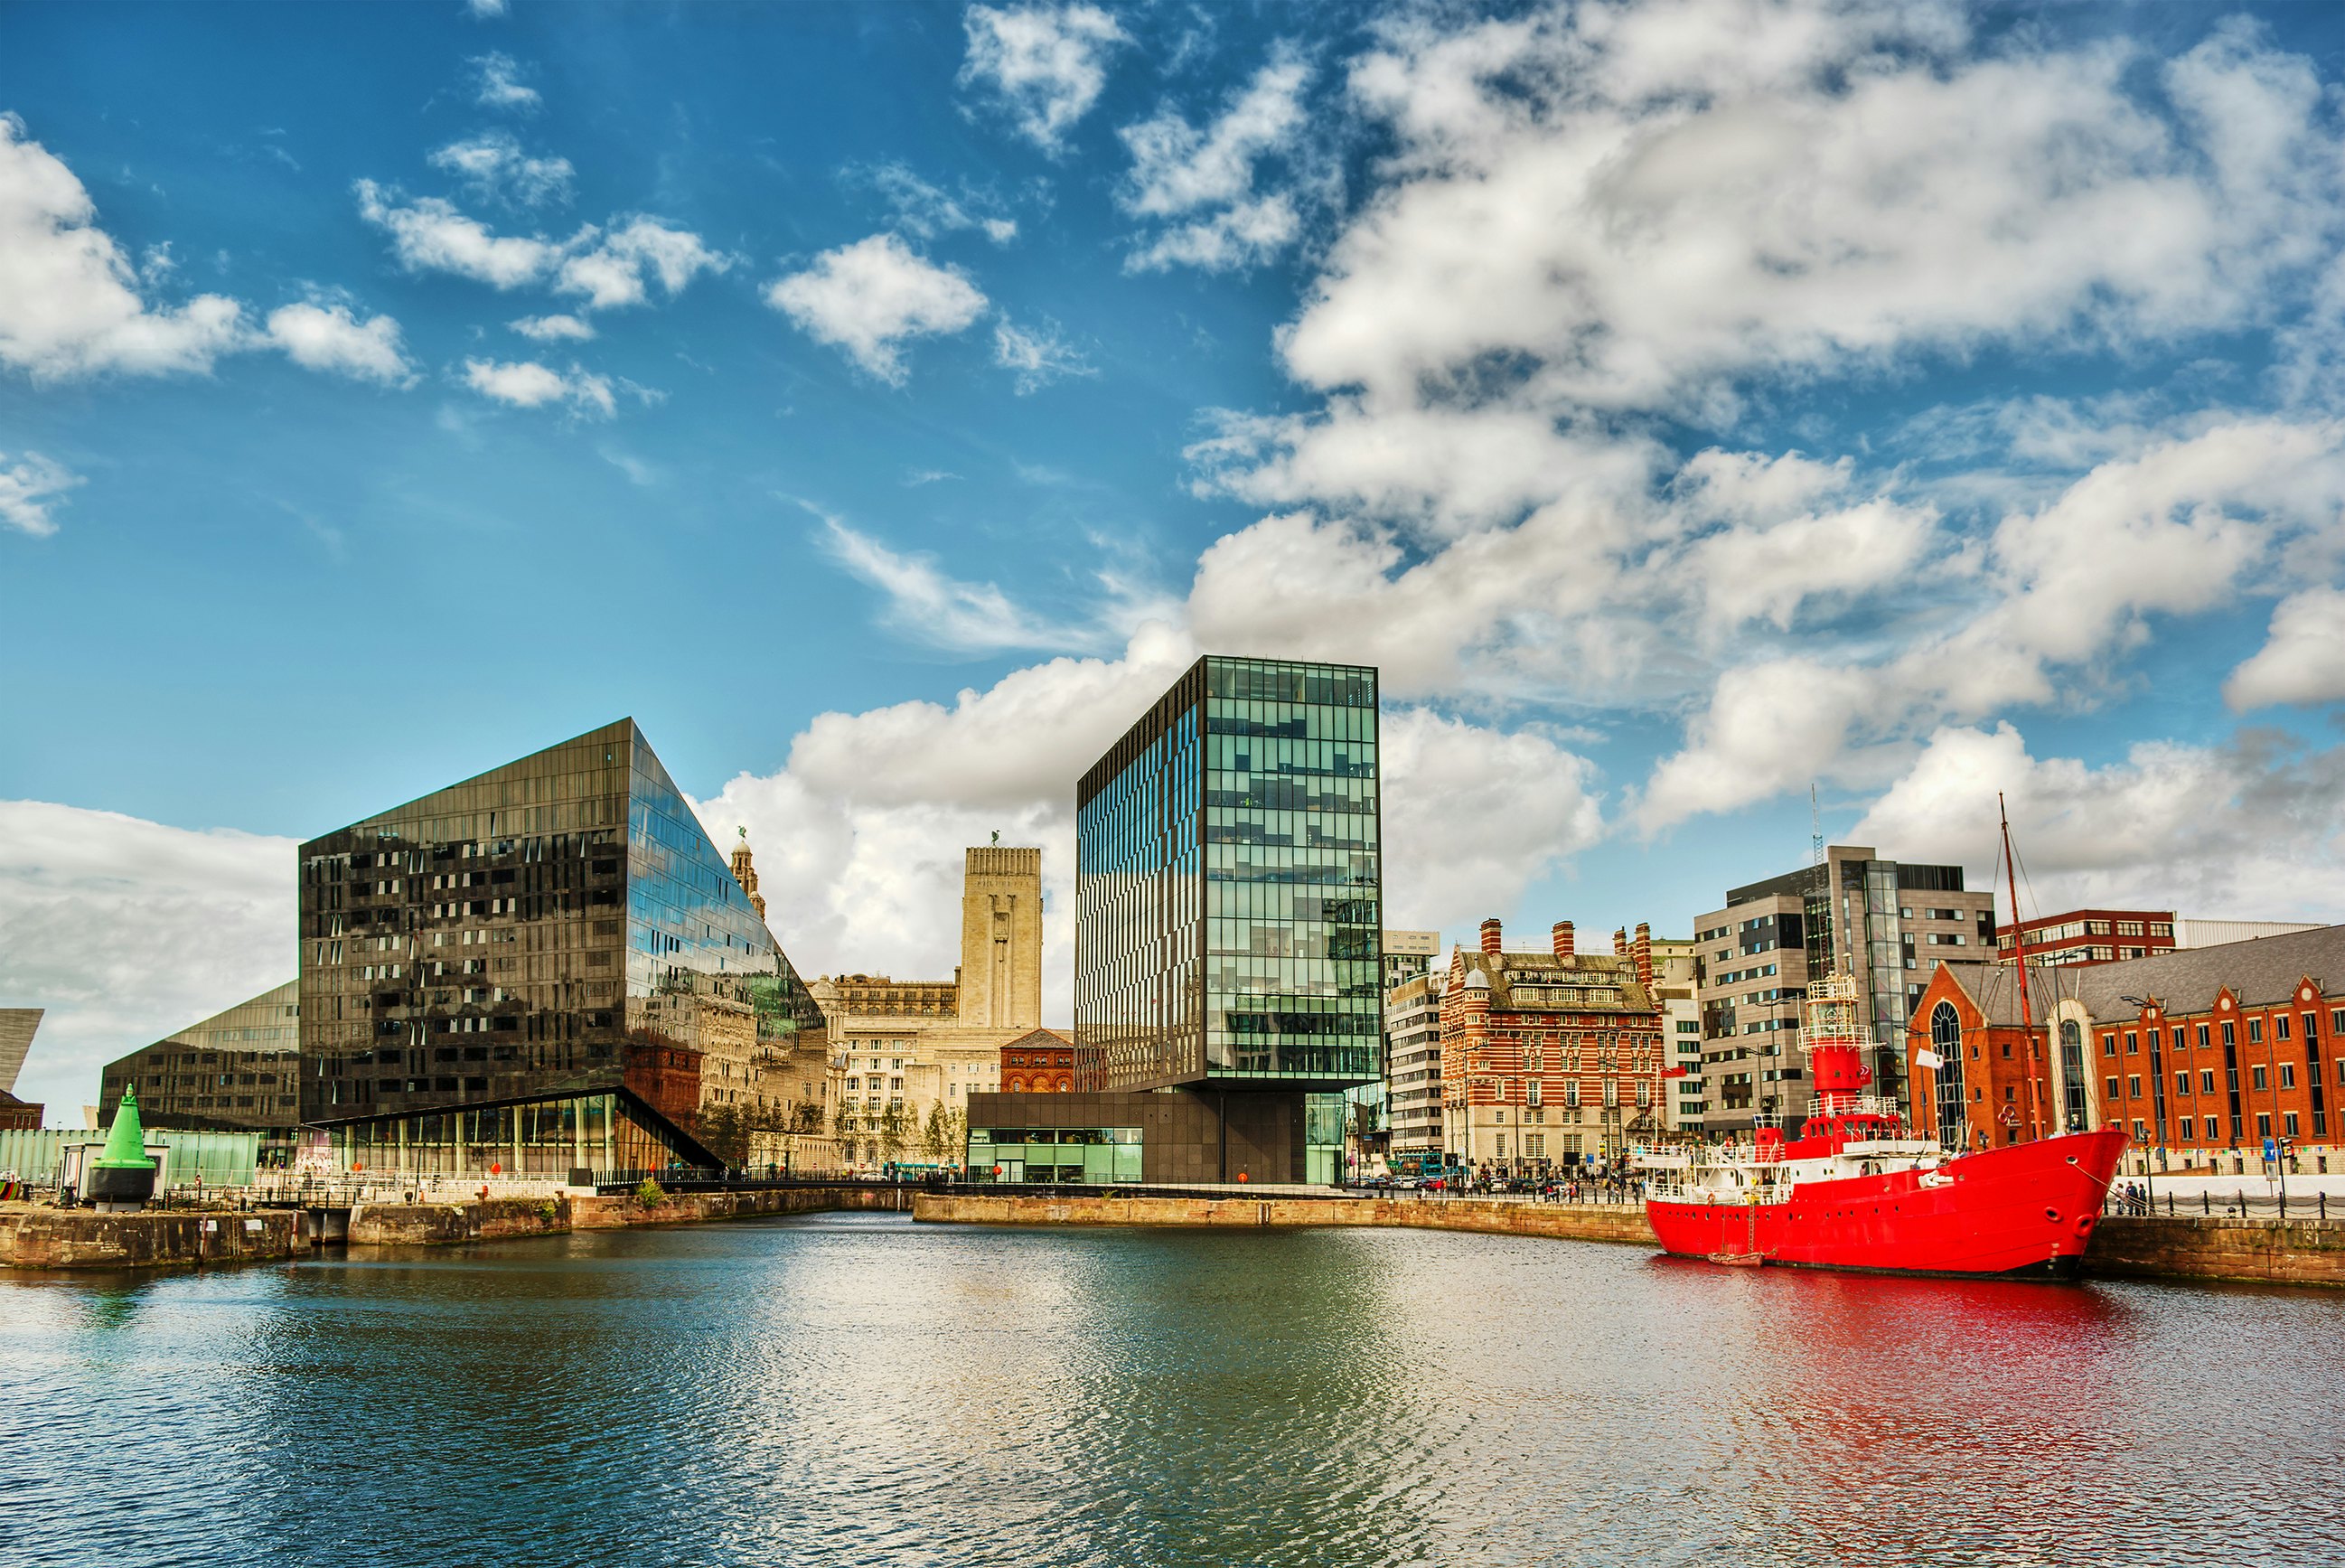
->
<box><xmin>1440</xmin><ymin>917</ymin><xmax>1665</xmax><ymax>1174</ymax></box>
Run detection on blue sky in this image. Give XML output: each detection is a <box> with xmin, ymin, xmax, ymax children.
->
<box><xmin>9</xmin><ymin>0</ymin><xmax>2345</xmax><ymax>1116</ymax></box>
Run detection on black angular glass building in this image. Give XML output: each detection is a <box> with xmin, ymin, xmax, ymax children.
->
<box><xmin>298</xmin><ymin>718</ymin><xmax>822</xmax><ymax>1177</ymax></box>
<box><xmin>1077</xmin><ymin>656</ymin><xmax>1384</xmax><ymax>1094</ymax></box>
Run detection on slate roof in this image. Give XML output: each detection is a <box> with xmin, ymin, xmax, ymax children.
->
<box><xmin>1928</xmin><ymin>924</ymin><xmax>2345</xmax><ymax>1028</ymax></box>
<box><xmin>1448</xmin><ymin>949</ymin><xmax>1656</xmax><ymax>1016</ymax></box>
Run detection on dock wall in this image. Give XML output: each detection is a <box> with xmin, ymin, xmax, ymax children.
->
<box><xmin>0</xmin><ymin>1207</ymin><xmax>302</xmax><ymax>1270</ymax></box>
<box><xmin>2081</xmin><ymin>1215</ymin><xmax>2345</xmax><ymax>1287</ymax></box>
<box><xmin>915</xmin><ymin>1193</ymin><xmax>2345</xmax><ymax>1288</ymax></box>
<box><xmin>911</xmin><ymin>1192</ymin><xmax>1662</xmax><ymax>1244</ymax></box>
<box><xmin>345</xmin><ymin>1184</ymin><xmax>907</xmax><ymax>1245</ymax></box>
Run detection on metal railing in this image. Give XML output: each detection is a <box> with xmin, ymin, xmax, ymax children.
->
<box><xmin>1646</xmin><ymin>1181</ymin><xmax>1793</xmax><ymax>1206</ymax></box>
<box><xmin>2103</xmin><ymin>1189</ymin><xmax>2335</xmax><ymax>1222</ymax></box>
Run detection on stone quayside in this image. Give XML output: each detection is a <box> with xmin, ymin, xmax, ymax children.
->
<box><xmin>6</xmin><ymin>1187</ymin><xmax>2341</xmax><ymax>1289</ymax></box>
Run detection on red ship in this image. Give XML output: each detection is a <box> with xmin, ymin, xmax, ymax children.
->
<box><xmin>1637</xmin><ymin>968</ymin><xmax>2126</xmax><ymax>1279</ymax></box>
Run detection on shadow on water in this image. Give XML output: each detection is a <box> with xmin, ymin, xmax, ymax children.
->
<box><xmin>4</xmin><ymin>1214</ymin><xmax>2341</xmax><ymax>1568</ymax></box>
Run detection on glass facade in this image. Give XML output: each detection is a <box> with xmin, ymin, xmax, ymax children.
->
<box><xmin>967</xmin><ymin>1125</ymin><xmax>1144</xmax><ymax>1184</ymax></box>
<box><xmin>329</xmin><ymin>1091</ymin><xmax>705</xmax><ymax>1178</ymax></box>
<box><xmin>1076</xmin><ymin>656</ymin><xmax>1382</xmax><ymax>1092</ymax></box>
<box><xmin>298</xmin><ymin>718</ymin><xmax>822</xmax><ymax>1170</ymax></box>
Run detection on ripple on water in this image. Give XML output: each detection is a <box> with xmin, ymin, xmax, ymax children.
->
<box><xmin>3</xmin><ymin>1213</ymin><xmax>2341</xmax><ymax>1568</ymax></box>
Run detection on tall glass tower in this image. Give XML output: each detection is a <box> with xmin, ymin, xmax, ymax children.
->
<box><xmin>1077</xmin><ymin>656</ymin><xmax>1383</xmax><ymax>1096</ymax></box>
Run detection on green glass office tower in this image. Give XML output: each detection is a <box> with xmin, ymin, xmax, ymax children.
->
<box><xmin>298</xmin><ymin>718</ymin><xmax>824</xmax><ymax>1176</ymax></box>
<box><xmin>1077</xmin><ymin>657</ymin><xmax>1383</xmax><ymax>1094</ymax></box>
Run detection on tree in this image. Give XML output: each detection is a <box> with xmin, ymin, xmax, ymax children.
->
<box><xmin>698</xmin><ymin>1103</ymin><xmax>749</xmax><ymax>1168</ymax></box>
<box><xmin>831</xmin><ymin>1099</ymin><xmax>860</xmax><ymax>1143</ymax></box>
<box><xmin>923</xmin><ymin>1103</ymin><xmax>948</xmax><ymax>1160</ymax></box>
<box><xmin>878</xmin><ymin>1102</ymin><xmax>910</xmax><ymax>1164</ymax></box>
<box><xmin>791</xmin><ymin>1101</ymin><xmax>824</xmax><ymax>1135</ymax></box>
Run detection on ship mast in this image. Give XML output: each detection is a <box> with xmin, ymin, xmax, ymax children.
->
<box><xmin>1999</xmin><ymin>793</ymin><xmax>2046</xmax><ymax>1142</ymax></box>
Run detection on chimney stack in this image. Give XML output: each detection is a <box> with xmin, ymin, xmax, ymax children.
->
<box><xmin>1480</xmin><ymin>917</ymin><xmax>1503</xmax><ymax>954</ymax></box>
<box><xmin>1613</xmin><ymin>925</ymin><xmax>1628</xmax><ymax>959</ymax></box>
<box><xmin>1552</xmin><ymin>920</ymin><xmax>1575</xmax><ymax>959</ymax></box>
<box><xmin>1633</xmin><ymin>921</ymin><xmax>1654</xmax><ymax>989</ymax></box>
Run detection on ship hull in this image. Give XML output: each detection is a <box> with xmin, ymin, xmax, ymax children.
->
<box><xmin>1646</xmin><ymin>1127</ymin><xmax>2126</xmax><ymax>1279</ymax></box>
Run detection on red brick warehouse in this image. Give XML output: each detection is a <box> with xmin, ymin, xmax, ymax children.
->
<box><xmin>1907</xmin><ymin>925</ymin><xmax>2345</xmax><ymax>1178</ymax></box>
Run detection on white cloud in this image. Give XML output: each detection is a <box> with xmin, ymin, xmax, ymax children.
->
<box><xmin>509</xmin><ymin>313</ymin><xmax>595</xmax><ymax>342</ymax></box>
<box><xmin>263</xmin><ymin>302</ymin><xmax>415</xmax><ymax>387</ymax></box>
<box><xmin>860</xmin><ymin>163</ymin><xmax>1018</xmax><ymax>245</ymax></box>
<box><xmin>357</xmin><ymin>184</ymin><xmax>725</xmax><ymax>313</ymax></box>
<box><xmin>1907</xmin><ymin>419</ymin><xmax>2345</xmax><ymax>721</ymax></box>
<box><xmin>356</xmin><ymin>181</ymin><xmax>561</xmax><ymax>287</ymax></box>
<box><xmin>428</xmin><ymin>129</ymin><xmax>574</xmax><ymax>208</ymax></box>
<box><xmin>0</xmin><ymin>801</ymin><xmax>295</xmax><ymax>1121</ymax></box>
<box><xmin>466</xmin><ymin>0</ymin><xmax>508</xmax><ymax>17</ymax></box>
<box><xmin>0</xmin><ymin>451</ymin><xmax>81</xmax><ymax>538</ymax></box>
<box><xmin>1377</xmin><ymin>708</ymin><xmax>1606</xmax><ymax>932</ymax></box>
<box><xmin>462</xmin><ymin>356</ymin><xmax>615</xmax><ymax>417</ymax></box>
<box><xmin>1125</xmin><ymin>195</ymin><xmax>1301</xmax><ymax>275</ymax></box>
<box><xmin>600</xmin><ymin>446</ymin><xmax>661</xmax><ymax>487</ymax></box>
<box><xmin>2226</xmin><ymin>587</ymin><xmax>2345</xmax><ymax>710</ymax></box>
<box><xmin>817</xmin><ymin>512</ymin><xmax>1093</xmax><ymax>653</ymax></box>
<box><xmin>1281</xmin><ymin>5</ymin><xmax>2334</xmax><ymax>423</ymax></box>
<box><xmin>991</xmin><ymin>317</ymin><xmax>1092</xmax><ymax>392</ymax></box>
<box><xmin>1120</xmin><ymin>51</ymin><xmax>1311</xmax><ymax>272</ymax></box>
<box><xmin>556</xmin><ymin>218</ymin><xmax>732</xmax><ymax>310</ymax></box>
<box><xmin>765</xmin><ymin>233</ymin><xmax>988</xmax><ymax>383</ymax></box>
<box><xmin>471</xmin><ymin>51</ymin><xmax>540</xmax><ymax>111</ymax></box>
<box><xmin>1855</xmin><ymin>722</ymin><xmax>2345</xmax><ymax>921</ymax></box>
<box><xmin>1674</xmin><ymin>450</ymin><xmax>1937</xmax><ymax>633</ymax></box>
<box><xmin>1635</xmin><ymin>657</ymin><xmax>1882</xmax><ymax>833</ymax></box>
<box><xmin>960</xmin><ymin>4</ymin><xmax>1130</xmax><ymax>153</ymax></box>
<box><xmin>0</xmin><ymin>113</ymin><xmax>248</xmax><ymax>380</ymax></box>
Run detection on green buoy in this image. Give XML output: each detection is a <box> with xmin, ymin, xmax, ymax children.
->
<box><xmin>89</xmin><ymin>1084</ymin><xmax>159</xmax><ymax>1208</ymax></box>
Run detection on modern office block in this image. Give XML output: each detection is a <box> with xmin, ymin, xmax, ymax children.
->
<box><xmin>1077</xmin><ymin>655</ymin><xmax>1383</xmax><ymax>1094</ymax></box>
<box><xmin>1056</xmin><ymin>655</ymin><xmax>1379</xmax><ymax>1185</ymax></box>
<box><xmin>297</xmin><ymin>718</ymin><xmax>823</xmax><ymax>1176</ymax></box>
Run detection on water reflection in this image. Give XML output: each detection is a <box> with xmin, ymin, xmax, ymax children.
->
<box><xmin>4</xmin><ymin>1216</ymin><xmax>2341</xmax><ymax>1567</ymax></box>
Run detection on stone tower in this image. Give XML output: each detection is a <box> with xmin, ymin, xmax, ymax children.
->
<box><xmin>730</xmin><ymin>829</ymin><xmax>765</xmax><ymax>921</ymax></box>
<box><xmin>959</xmin><ymin>846</ymin><xmax>1042</xmax><ymax>1030</ymax></box>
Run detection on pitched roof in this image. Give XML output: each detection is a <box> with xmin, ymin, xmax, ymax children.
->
<box><xmin>1929</xmin><ymin>923</ymin><xmax>2345</xmax><ymax>1027</ymax></box>
<box><xmin>1449</xmin><ymin>949</ymin><xmax>1656</xmax><ymax>1015</ymax></box>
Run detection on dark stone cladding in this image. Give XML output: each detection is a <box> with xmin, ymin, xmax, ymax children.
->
<box><xmin>969</xmin><ymin>1089</ymin><xmax>1309</xmax><ymax>1185</ymax></box>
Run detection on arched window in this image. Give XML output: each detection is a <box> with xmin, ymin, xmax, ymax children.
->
<box><xmin>2058</xmin><ymin>1019</ymin><xmax>2088</xmax><ymax>1131</ymax></box>
<box><xmin>1055</xmin><ymin>1075</ymin><xmax>1072</xmax><ymax>1092</ymax></box>
<box><xmin>1932</xmin><ymin>1001</ymin><xmax>1966</xmax><ymax>1149</ymax></box>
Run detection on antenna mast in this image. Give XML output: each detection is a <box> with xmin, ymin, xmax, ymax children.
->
<box><xmin>1810</xmin><ymin>784</ymin><xmax>1824</xmax><ymax>869</ymax></box>
<box><xmin>2000</xmin><ymin>793</ymin><xmax>2045</xmax><ymax>1141</ymax></box>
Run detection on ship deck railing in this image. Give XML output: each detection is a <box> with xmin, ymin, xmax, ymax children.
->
<box><xmin>1805</xmin><ymin>1094</ymin><xmax>1904</xmax><ymax>1121</ymax></box>
<box><xmin>1646</xmin><ymin>1179</ymin><xmax>1796</xmax><ymax>1206</ymax></box>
